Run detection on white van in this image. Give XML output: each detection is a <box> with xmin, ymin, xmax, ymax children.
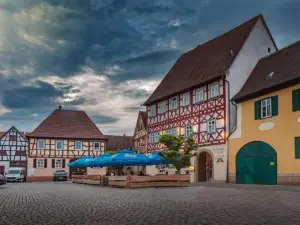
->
<box><xmin>5</xmin><ymin>167</ymin><xmax>26</xmax><ymax>182</ymax></box>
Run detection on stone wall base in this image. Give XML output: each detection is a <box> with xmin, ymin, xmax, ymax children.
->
<box><xmin>26</xmin><ymin>176</ymin><xmax>53</xmax><ymax>182</ymax></box>
<box><xmin>228</xmin><ymin>174</ymin><xmax>300</xmax><ymax>185</ymax></box>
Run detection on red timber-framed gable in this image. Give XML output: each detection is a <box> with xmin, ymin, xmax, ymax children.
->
<box><xmin>146</xmin><ymin>79</ymin><xmax>226</xmax><ymax>152</ymax></box>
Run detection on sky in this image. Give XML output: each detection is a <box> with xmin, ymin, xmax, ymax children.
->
<box><xmin>0</xmin><ymin>0</ymin><xmax>299</xmax><ymax>136</ymax></box>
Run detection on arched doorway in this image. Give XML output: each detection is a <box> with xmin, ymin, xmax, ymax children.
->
<box><xmin>236</xmin><ymin>141</ymin><xmax>277</xmax><ymax>185</ymax></box>
<box><xmin>197</xmin><ymin>151</ymin><xmax>213</xmax><ymax>182</ymax></box>
<box><xmin>69</xmin><ymin>158</ymin><xmax>87</xmax><ymax>178</ymax></box>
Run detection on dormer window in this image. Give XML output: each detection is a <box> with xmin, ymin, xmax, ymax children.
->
<box><xmin>210</xmin><ymin>82</ymin><xmax>219</xmax><ymax>98</ymax></box>
<box><xmin>182</xmin><ymin>92</ymin><xmax>190</xmax><ymax>106</ymax></box>
<box><xmin>170</xmin><ymin>97</ymin><xmax>178</xmax><ymax>110</ymax></box>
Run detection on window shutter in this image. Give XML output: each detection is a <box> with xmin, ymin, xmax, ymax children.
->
<box><xmin>44</xmin><ymin>159</ymin><xmax>47</xmax><ymax>168</ymax></box>
<box><xmin>52</xmin><ymin>159</ymin><xmax>55</xmax><ymax>168</ymax></box>
<box><xmin>292</xmin><ymin>89</ymin><xmax>300</xmax><ymax>111</ymax></box>
<box><xmin>62</xmin><ymin>159</ymin><xmax>66</xmax><ymax>168</ymax></box>
<box><xmin>271</xmin><ymin>95</ymin><xmax>278</xmax><ymax>116</ymax></box>
<box><xmin>254</xmin><ymin>100</ymin><xmax>261</xmax><ymax>120</ymax></box>
<box><xmin>295</xmin><ymin>137</ymin><xmax>300</xmax><ymax>159</ymax></box>
<box><xmin>33</xmin><ymin>159</ymin><xmax>37</xmax><ymax>168</ymax></box>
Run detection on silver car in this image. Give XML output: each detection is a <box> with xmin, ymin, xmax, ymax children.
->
<box><xmin>0</xmin><ymin>174</ymin><xmax>6</xmax><ymax>186</ymax></box>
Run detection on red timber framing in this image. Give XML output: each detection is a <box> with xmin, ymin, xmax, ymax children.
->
<box><xmin>0</xmin><ymin>126</ymin><xmax>28</xmax><ymax>167</ymax></box>
<box><xmin>146</xmin><ymin>79</ymin><xmax>226</xmax><ymax>152</ymax></box>
<box><xmin>28</xmin><ymin>138</ymin><xmax>105</xmax><ymax>159</ymax></box>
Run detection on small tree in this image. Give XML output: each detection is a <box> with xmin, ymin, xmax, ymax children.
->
<box><xmin>158</xmin><ymin>135</ymin><xmax>197</xmax><ymax>174</ymax></box>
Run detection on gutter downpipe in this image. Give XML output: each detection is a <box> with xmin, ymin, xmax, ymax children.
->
<box><xmin>223</xmin><ymin>73</ymin><xmax>238</xmax><ymax>183</ymax></box>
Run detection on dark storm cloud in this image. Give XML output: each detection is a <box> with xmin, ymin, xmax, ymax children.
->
<box><xmin>0</xmin><ymin>0</ymin><xmax>300</xmax><ymax>132</ymax></box>
<box><xmin>1</xmin><ymin>80</ymin><xmax>69</xmax><ymax>109</ymax></box>
<box><xmin>90</xmin><ymin>115</ymin><xmax>119</xmax><ymax>124</ymax></box>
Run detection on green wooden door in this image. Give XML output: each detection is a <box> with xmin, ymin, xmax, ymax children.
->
<box><xmin>236</xmin><ymin>141</ymin><xmax>277</xmax><ymax>185</ymax></box>
<box><xmin>236</xmin><ymin>157</ymin><xmax>255</xmax><ymax>184</ymax></box>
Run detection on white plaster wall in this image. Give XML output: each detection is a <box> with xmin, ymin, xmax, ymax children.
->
<box><xmin>226</xmin><ymin>18</ymin><xmax>277</xmax><ymax>133</ymax></box>
<box><xmin>0</xmin><ymin>161</ymin><xmax>10</xmax><ymax>174</ymax></box>
<box><xmin>190</xmin><ymin>144</ymin><xmax>227</xmax><ymax>183</ymax></box>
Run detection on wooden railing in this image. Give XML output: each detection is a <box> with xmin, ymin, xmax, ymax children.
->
<box><xmin>72</xmin><ymin>174</ymin><xmax>190</xmax><ymax>188</ymax></box>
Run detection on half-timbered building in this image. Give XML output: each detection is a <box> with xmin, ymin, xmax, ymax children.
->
<box><xmin>143</xmin><ymin>14</ymin><xmax>278</xmax><ymax>182</ymax></box>
<box><xmin>0</xmin><ymin>126</ymin><xmax>28</xmax><ymax>175</ymax></box>
<box><xmin>26</xmin><ymin>106</ymin><xmax>108</xmax><ymax>182</ymax></box>
<box><xmin>106</xmin><ymin>134</ymin><xmax>133</xmax><ymax>152</ymax></box>
<box><xmin>133</xmin><ymin>111</ymin><xmax>147</xmax><ymax>154</ymax></box>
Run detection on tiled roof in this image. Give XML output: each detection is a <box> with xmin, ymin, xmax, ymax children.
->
<box><xmin>27</xmin><ymin>109</ymin><xmax>105</xmax><ymax>139</ymax></box>
<box><xmin>105</xmin><ymin>135</ymin><xmax>133</xmax><ymax>151</ymax></box>
<box><xmin>0</xmin><ymin>132</ymin><xmax>5</xmax><ymax>138</ymax></box>
<box><xmin>233</xmin><ymin>41</ymin><xmax>300</xmax><ymax>102</ymax></box>
<box><xmin>143</xmin><ymin>14</ymin><xmax>272</xmax><ymax>105</ymax></box>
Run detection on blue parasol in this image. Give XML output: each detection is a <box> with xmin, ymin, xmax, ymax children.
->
<box><xmin>86</xmin><ymin>153</ymin><xmax>112</xmax><ymax>167</ymax></box>
<box><xmin>146</xmin><ymin>152</ymin><xmax>168</xmax><ymax>165</ymax></box>
<box><xmin>68</xmin><ymin>156</ymin><xmax>94</xmax><ymax>168</ymax></box>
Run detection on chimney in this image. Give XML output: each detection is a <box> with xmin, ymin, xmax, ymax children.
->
<box><xmin>58</xmin><ymin>105</ymin><xmax>62</xmax><ymax>110</ymax></box>
<box><xmin>123</xmin><ymin>133</ymin><xmax>126</xmax><ymax>136</ymax></box>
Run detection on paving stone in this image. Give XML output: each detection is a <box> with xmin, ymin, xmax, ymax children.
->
<box><xmin>1</xmin><ymin>182</ymin><xmax>300</xmax><ymax>225</ymax></box>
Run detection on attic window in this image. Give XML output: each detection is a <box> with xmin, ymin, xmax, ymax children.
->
<box><xmin>268</xmin><ymin>47</ymin><xmax>271</xmax><ymax>53</ymax></box>
<box><xmin>266</xmin><ymin>72</ymin><xmax>274</xmax><ymax>80</ymax></box>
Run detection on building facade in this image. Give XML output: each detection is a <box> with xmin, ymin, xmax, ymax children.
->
<box><xmin>26</xmin><ymin>107</ymin><xmax>107</xmax><ymax>181</ymax></box>
<box><xmin>105</xmin><ymin>135</ymin><xmax>133</xmax><ymax>152</ymax></box>
<box><xmin>0</xmin><ymin>126</ymin><xmax>28</xmax><ymax>175</ymax></box>
<box><xmin>133</xmin><ymin>111</ymin><xmax>147</xmax><ymax>154</ymax></box>
<box><xmin>229</xmin><ymin>41</ymin><xmax>300</xmax><ymax>185</ymax></box>
<box><xmin>143</xmin><ymin>14</ymin><xmax>277</xmax><ymax>182</ymax></box>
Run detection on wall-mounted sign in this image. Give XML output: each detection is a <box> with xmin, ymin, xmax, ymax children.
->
<box><xmin>270</xmin><ymin>162</ymin><xmax>275</xmax><ymax>166</ymax></box>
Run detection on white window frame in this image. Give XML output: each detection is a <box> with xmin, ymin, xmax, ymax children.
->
<box><xmin>170</xmin><ymin>97</ymin><xmax>178</xmax><ymax>110</ymax></box>
<box><xmin>182</xmin><ymin>92</ymin><xmax>190</xmax><ymax>106</ymax></box>
<box><xmin>37</xmin><ymin>159</ymin><xmax>44</xmax><ymax>168</ymax></box>
<box><xmin>56</xmin><ymin>140</ymin><xmax>63</xmax><ymax>151</ymax></box>
<box><xmin>210</xmin><ymin>82</ymin><xmax>220</xmax><ymax>98</ymax></box>
<box><xmin>154</xmin><ymin>132</ymin><xmax>160</xmax><ymax>143</ymax></box>
<box><xmin>195</xmin><ymin>87</ymin><xmax>204</xmax><ymax>103</ymax></box>
<box><xmin>75</xmin><ymin>141</ymin><xmax>82</xmax><ymax>151</ymax></box>
<box><xmin>55</xmin><ymin>159</ymin><xmax>63</xmax><ymax>168</ymax></box>
<box><xmin>93</xmin><ymin>141</ymin><xmax>100</xmax><ymax>151</ymax></box>
<box><xmin>158</xmin><ymin>101</ymin><xmax>166</xmax><ymax>114</ymax></box>
<box><xmin>261</xmin><ymin>98</ymin><xmax>272</xmax><ymax>118</ymax></box>
<box><xmin>166</xmin><ymin>128</ymin><xmax>177</xmax><ymax>136</ymax></box>
<box><xmin>184</xmin><ymin>124</ymin><xmax>193</xmax><ymax>137</ymax></box>
<box><xmin>149</xmin><ymin>105</ymin><xmax>157</xmax><ymax>117</ymax></box>
<box><xmin>37</xmin><ymin>139</ymin><xmax>45</xmax><ymax>150</ymax></box>
<box><xmin>207</xmin><ymin>120</ymin><xmax>216</xmax><ymax>134</ymax></box>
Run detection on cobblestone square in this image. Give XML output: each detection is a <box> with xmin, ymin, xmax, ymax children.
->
<box><xmin>1</xmin><ymin>182</ymin><xmax>300</xmax><ymax>225</ymax></box>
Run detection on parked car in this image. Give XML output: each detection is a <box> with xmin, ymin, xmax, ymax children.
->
<box><xmin>0</xmin><ymin>174</ymin><xmax>7</xmax><ymax>186</ymax></box>
<box><xmin>53</xmin><ymin>170</ymin><xmax>68</xmax><ymax>181</ymax></box>
<box><xmin>5</xmin><ymin>167</ymin><xmax>26</xmax><ymax>182</ymax></box>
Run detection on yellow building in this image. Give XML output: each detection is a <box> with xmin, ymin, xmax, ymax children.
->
<box><xmin>228</xmin><ymin>41</ymin><xmax>300</xmax><ymax>185</ymax></box>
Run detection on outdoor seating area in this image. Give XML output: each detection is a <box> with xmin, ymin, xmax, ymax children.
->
<box><xmin>69</xmin><ymin>149</ymin><xmax>190</xmax><ymax>188</ymax></box>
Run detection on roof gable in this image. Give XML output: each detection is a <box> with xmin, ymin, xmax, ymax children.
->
<box><xmin>133</xmin><ymin>111</ymin><xmax>147</xmax><ymax>136</ymax></box>
<box><xmin>233</xmin><ymin>41</ymin><xmax>300</xmax><ymax>102</ymax></box>
<box><xmin>143</xmin><ymin>14</ymin><xmax>265</xmax><ymax>105</ymax></box>
<box><xmin>105</xmin><ymin>135</ymin><xmax>133</xmax><ymax>151</ymax></box>
<box><xmin>27</xmin><ymin>109</ymin><xmax>105</xmax><ymax>139</ymax></box>
<box><xmin>0</xmin><ymin>126</ymin><xmax>28</xmax><ymax>141</ymax></box>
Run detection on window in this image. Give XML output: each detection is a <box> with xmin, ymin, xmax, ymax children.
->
<box><xmin>182</xmin><ymin>92</ymin><xmax>190</xmax><ymax>106</ymax></box>
<box><xmin>158</xmin><ymin>101</ymin><xmax>166</xmax><ymax>114</ymax></box>
<box><xmin>254</xmin><ymin>96</ymin><xmax>278</xmax><ymax>120</ymax></box>
<box><xmin>295</xmin><ymin>137</ymin><xmax>300</xmax><ymax>159</ymax></box>
<box><xmin>261</xmin><ymin>98</ymin><xmax>272</xmax><ymax>118</ymax></box>
<box><xmin>166</xmin><ymin>128</ymin><xmax>177</xmax><ymax>136</ymax></box>
<box><xmin>56</xmin><ymin>141</ymin><xmax>63</xmax><ymax>151</ymax></box>
<box><xmin>149</xmin><ymin>132</ymin><xmax>160</xmax><ymax>143</ymax></box>
<box><xmin>207</xmin><ymin>120</ymin><xmax>216</xmax><ymax>134</ymax></box>
<box><xmin>93</xmin><ymin>142</ymin><xmax>100</xmax><ymax>151</ymax></box>
<box><xmin>9</xmin><ymin>135</ymin><xmax>17</xmax><ymax>141</ymax></box>
<box><xmin>184</xmin><ymin>124</ymin><xmax>193</xmax><ymax>137</ymax></box>
<box><xmin>75</xmin><ymin>141</ymin><xmax>82</xmax><ymax>150</ymax></box>
<box><xmin>37</xmin><ymin>139</ymin><xmax>45</xmax><ymax>150</ymax></box>
<box><xmin>210</xmin><ymin>82</ymin><xmax>219</xmax><ymax>98</ymax></box>
<box><xmin>55</xmin><ymin>159</ymin><xmax>62</xmax><ymax>168</ymax></box>
<box><xmin>37</xmin><ymin>159</ymin><xmax>44</xmax><ymax>168</ymax></box>
<box><xmin>149</xmin><ymin>105</ymin><xmax>156</xmax><ymax>117</ymax></box>
<box><xmin>292</xmin><ymin>89</ymin><xmax>300</xmax><ymax>111</ymax></box>
<box><xmin>170</xmin><ymin>97</ymin><xmax>178</xmax><ymax>110</ymax></box>
<box><xmin>195</xmin><ymin>87</ymin><xmax>204</xmax><ymax>103</ymax></box>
